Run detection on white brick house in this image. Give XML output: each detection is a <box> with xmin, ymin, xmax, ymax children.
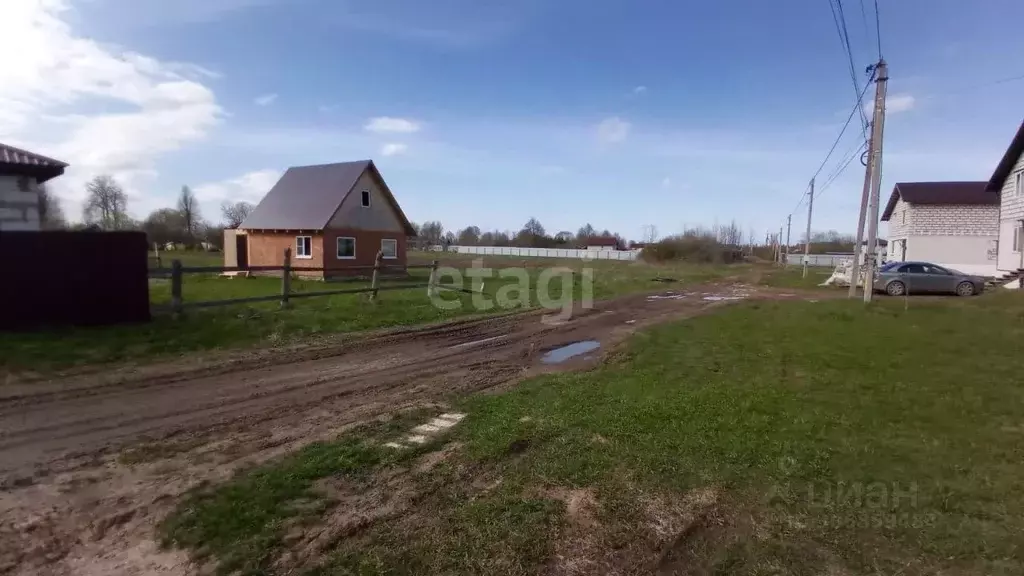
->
<box><xmin>881</xmin><ymin>181</ymin><xmax>999</xmax><ymax>276</ymax></box>
<box><xmin>0</xmin><ymin>143</ymin><xmax>68</xmax><ymax>231</ymax></box>
<box><xmin>985</xmin><ymin>120</ymin><xmax>1024</xmax><ymax>274</ymax></box>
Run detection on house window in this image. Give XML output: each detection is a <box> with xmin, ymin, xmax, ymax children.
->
<box><xmin>295</xmin><ymin>236</ymin><xmax>312</xmax><ymax>259</ymax></box>
<box><xmin>361</xmin><ymin>190</ymin><xmax>371</xmax><ymax>207</ymax></box>
<box><xmin>337</xmin><ymin>236</ymin><xmax>356</xmax><ymax>259</ymax></box>
<box><xmin>901</xmin><ymin>210</ymin><xmax>905</xmax><ymax>224</ymax></box>
<box><xmin>1015</xmin><ymin>171</ymin><xmax>1024</xmax><ymax>196</ymax></box>
<box><xmin>1015</xmin><ymin>223</ymin><xmax>1024</xmax><ymax>253</ymax></box>
<box><xmin>381</xmin><ymin>238</ymin><xmax>397</xmax><ymax>259</ymax></box>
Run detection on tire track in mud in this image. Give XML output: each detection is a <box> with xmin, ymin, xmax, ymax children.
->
<box><xmin>0</xmin><ymin>284</ymin><xmax>814</xmax><ymax>576</ymax></box>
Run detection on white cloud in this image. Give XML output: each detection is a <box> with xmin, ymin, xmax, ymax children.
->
<box><xmin>380</xmin><ymin>143</ymin><xmax>408</xmax><ymax>156</ymax></box>
<box><xmin>254</xmin><ymin>93</ymin><xmax>277</xmax><ymax>106</ymax></box>
<box><xmin>887</xmin><ymin>93</ymin><xmax>916</xmax><ymax>114</ymax></box>
<box><xmin>633</xmin><ymin>85</ymin><xmax>647</xmax><ymax>95</ymax></box>
<box><xmin>364</xmin><ymin>116</ymin><xmax>421</xmax><ymax>134</ymax></box>
<box><xmin>595</xmin><ymin>116</ymin><xmax>631</xmax><ymax>145</ymax></box>
<box><xmin>864</xmin><ymin>93</ymin><xmax>916</xmax><ymax>116</ymax></box>
<box><xmin>0</xmin><ymin>0</ymin><xmax>223</xmax><ymax>217</ymax></box>
<box><xmin>193</xmin><ymin>169</ymin><xmax>281</xmax><ymax>212</ymax></box>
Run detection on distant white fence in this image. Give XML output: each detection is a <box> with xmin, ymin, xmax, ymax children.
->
<box><xmin>429</xmin><ymin>245</ymin><xmax>640</xmax><ymax>261</ymax></box>
<box><xmin>784</xmin><ymin>253</ymin><xmax>855</xmax><ymax>268</ymax></box>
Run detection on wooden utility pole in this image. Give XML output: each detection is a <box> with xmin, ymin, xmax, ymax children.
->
<box><xmin>803</xmin><ymin>178</ymin><xmax>814</xmax><ymax>278</ymax></box>
<box><xmin>861</xmin><ymin>60</ymin><xmax>889</xmax><ymax>303</ymax></box>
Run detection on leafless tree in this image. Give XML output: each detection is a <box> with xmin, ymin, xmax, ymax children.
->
<box><xmin>177</xmin><ymin>185</ymin><xmax>201</xmax><ymax>242</ymax></box>
<box><xmin>418</xmin><ymin>221</ymin><xmax>445</xmax><ymax>245</ymax></box>
<box><xmin>220</xmin><ymin>200</ymin><xmax>254</xmax><ymax>228</ymax></box>
<box><xmin>37</xmin><ymin>184</ymin><xmax>66</xmax><ymax>229</ymax></box>
<box><xmin>83</xmin><ymin>175</ymin><xmax>130</xmax><ymax>230</ymax></box>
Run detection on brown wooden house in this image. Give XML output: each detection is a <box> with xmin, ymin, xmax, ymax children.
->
<box><xmin>235</xmin><ymin>160</ymin><xmax>416</xmax><ymax>279</ymax></box>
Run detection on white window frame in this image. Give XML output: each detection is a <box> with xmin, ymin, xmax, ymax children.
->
<box><xmin>336</xmin><ymin>236</ymin><xmax>356</xmax><ymax>260</ymax></box>
<box><xmin>901</xmin><ymin>210</ymin><xmax>905</xmax><ymax>224</ymax></box>
<box><xmin>360</xmin><ymin>189</ymin><xmax>371</xmax><ymax>208</ymax></box>
<box><xmin>1015</xmin><ymin>223</ymin><xmax>1023</xmax><ymax>253</ymax></box>
<box><xmin>295</xmin><ymin>235</ymin><xmax>312</xmax><ymax>259</ymax></box>
<box><xmin>381</xmin><ymin>238</ymin><xmax>398</xmax><ymax>259</ymax></box>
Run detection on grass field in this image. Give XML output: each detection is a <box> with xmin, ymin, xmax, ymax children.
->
<box><xmin>160</xmin><ymin>291</ymin><xmax>1024</xmax><ymax>575</ymax></box>
<box><xmin>1</xmin><ymin>254</ymin><xmax>794</xmax><ymax>372</ymax></box>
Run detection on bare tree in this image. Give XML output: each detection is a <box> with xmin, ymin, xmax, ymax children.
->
<box><xmin>37</xmin><ymin>184</ymin><xmax>67</xmax><ymax>230</ymax></box>
<box><xmin>83</xmin><ymin>175</ymin><xmax>130</xmax><ymax>230</ymax></box>
<box><xmin>576</xmin><ymin>223</ymin><xmax>596</xmax><ymax>239</ymax></box>
<box><xmin>177</xmin><ymin>185</ymin><xmax>201</xmax><ymax>243</ymax></box>
<box><xmin>142</xmin><ymin>208</ymin><xmax>186</xmax><ymax>246</ymax></box>
<box><xmin>419</xmin><ymin>221</ymin><xmax>445</xmax><ymax>245</ymax></box>
<box><xmin>220</xmin><ymin>201</ymin><xmax>254</xmax><ymax>228</ymax></box>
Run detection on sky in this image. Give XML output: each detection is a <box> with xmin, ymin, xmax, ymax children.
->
<box><xmin>2</xmin><ymin>0</ymin><xmax>1023</xmax><ymax>242</ymax></box>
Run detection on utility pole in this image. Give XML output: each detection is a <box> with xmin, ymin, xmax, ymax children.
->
<box><xmin>778</xmin><ymin>225</ymin><xmax>784</xmax><ymax>266</ymax></box>
<box><xmin>803</xmin><ymin>178</ymin><xmax>814</xmax><ymax>278</ymax></box>
<box><xmin>785</xmin><ymin>214</ymin><xmax>792</xmax><ymax>268</ymax></box>
<box><xmin>849</xmin><ymin>67</ymin><xmax>881</xmax><ymax>298</ymax></box>
<box><xmin>861</xmin><ymin>60</ymin><xmax>888</xmax><ymax>303</ymax></box>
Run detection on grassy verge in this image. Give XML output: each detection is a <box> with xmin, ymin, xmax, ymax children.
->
<box><xmin>163</xmin><ymin>292</ymin><xmax>1024</xmax><ymax>574</ymax></box>
<box><xmin>1</xmin><ymin>259</ymin><xmax>743</xmax><ymax>372</ymax></box>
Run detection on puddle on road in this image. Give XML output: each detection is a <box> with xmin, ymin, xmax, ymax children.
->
<box><xmin>541</xmin><ymin>340</ymin><xmax>601</xmax><ymax>364</ymax></box>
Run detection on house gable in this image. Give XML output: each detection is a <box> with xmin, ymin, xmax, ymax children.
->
<box><xmin>994</xmin><ymin>144</ymin><xmax>1024</xmax><ymax>222</ymax></box>
<box><xmin>327</xmin><ymin>164</ymin><xmax>414</xmax><ymax>234</ymax></box>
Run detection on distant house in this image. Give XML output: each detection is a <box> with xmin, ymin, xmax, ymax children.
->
<box><xmin>584</xmin><ymin>236</ymin><xmax>620</xmax><ymax>251</ymax></box>
<box><xmin>236</xmin><ymin>160</ymin><xmax>417</xmax><ymax>279</ymax></box>
<box><xmin>0</xmin><ymin>143</ymin><xmax>67</xmax><ymax>231</ymax></box>
<box><xmin>985</xmin><ymin>120</ymin><xmax>1024</xmax><ymax>275</ymax></box>
<box><xmin>881</xmin><ymin>181</ymin><xmax>998</xmax><ymax>276</ymax></box>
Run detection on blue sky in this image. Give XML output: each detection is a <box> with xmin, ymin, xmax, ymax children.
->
<box><xmin>3</xmin><ymin>0</ymin><xmax>1023</xmax><ymax>241</ymax></box>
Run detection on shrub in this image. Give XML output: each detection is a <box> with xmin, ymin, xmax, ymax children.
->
<box><xmin>640</xmin><ymin>235</ymin><xmax>744</xmax><ymax>264</ymax></box>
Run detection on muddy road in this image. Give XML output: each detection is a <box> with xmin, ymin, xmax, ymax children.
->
<box><xmin>0</xmin><ymin>284</ymin><xmax>803</xmax><ymax>575</ymax></box>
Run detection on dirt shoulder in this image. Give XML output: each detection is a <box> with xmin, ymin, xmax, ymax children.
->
<box><xmin>0</xmin><ymin>283</ymin><xmax>810</xmax><ymax>576</ymax></box>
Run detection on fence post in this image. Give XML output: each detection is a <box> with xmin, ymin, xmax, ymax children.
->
<box><xmin>171</xmin><ymin>259</ymin><xmax>183</xmax><ymax>317</ymax></box>
<box><xmin>427</xmin><ymin>259</ymin><xmax>439</xmax><ymax>297</ymax></box>
<box><xmin>281</xmin><ymin>247</ymin><xmax>292</xmax><ymax>308</ymax></box>
<box><xmin>369</xmin><ymin>249</ymin><xmax>383</xmax><ymax>301</ymax></box>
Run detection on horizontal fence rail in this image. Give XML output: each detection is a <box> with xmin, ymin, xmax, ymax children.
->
<box><xmin>428</xmin><ymin>245</ymin><xmax>641</xmax><ymax>261</ymax></box>
<box><xmin>158</xmin><ymin>249</ymin><xmax>449</xmax><ymax>316</ymax></box>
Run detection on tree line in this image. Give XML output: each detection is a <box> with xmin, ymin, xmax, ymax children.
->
<box><xmin>409</xmin><ymin>219</ymin><xmax>630</xmax><ymax>250</ymax></box>
<box><xmin>39</xmin><ymin>174</ymin><xmax>256</xmax><ymax>250</ymax></box>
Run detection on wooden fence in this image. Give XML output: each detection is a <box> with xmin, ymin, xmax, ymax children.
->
<box><xmin>152</xmin><ymin>248</ymin><xmax>460</xmax><ymax>315</ymax></box>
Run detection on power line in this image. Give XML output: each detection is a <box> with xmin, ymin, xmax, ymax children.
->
<box><xmin>829</xmin><ymin>0</ymin><xmax>870</xmax><ymax>133</ymax></box>
<box><xmin>779</xmin><ymin>78</ymin><xmax>873</xmax><ymax>225</ymax></box>
<box><xmin>873</xmin><ymin>0</ymin><xmax>883</xmax><ymax>58</ymax></box>
<box><xmin>816</xmin><ymin>140</ymin><xmax>868</xmax><ymax>199</ymax></box>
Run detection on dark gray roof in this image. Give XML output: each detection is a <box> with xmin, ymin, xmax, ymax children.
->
<box><xmin>881</xmin><ymin>181</ymin><xmax>996</xmax><ymax>221</ymax></box>
<box><xmin>987</xmin><ymin>120</ymin><xmax>1024</xmax><ymax>191</ymax></box>
<box><xmin>0</xmin><ymin>142</ymin><xmax>68</xmax><ymax>182</ymax></box>
<box><xmin>240</xmin><ymin>160</ymin><xmax>416</xmax><ymax>234</ymax></box>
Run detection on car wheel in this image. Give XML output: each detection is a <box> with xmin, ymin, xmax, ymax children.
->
<box><xmin>956</xmin><ymin>281</ymin><xmax>975</xmax><ymax>297</ymax></box>
<box><xmin>886</xmin><ymin>281</ymin><xmax>906</xmax><ymax>296</ymax></box>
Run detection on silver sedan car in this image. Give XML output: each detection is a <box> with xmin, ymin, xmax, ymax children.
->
<box><xmin>873</xmin><ymin>261</ymin><xmax>986</xmax><ymax>296</ymax></box>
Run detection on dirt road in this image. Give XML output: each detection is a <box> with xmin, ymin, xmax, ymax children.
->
<box><xmin>0</xmin><ymin>283</ymin><xmax>800</xmax><ymax>575</ymax></box>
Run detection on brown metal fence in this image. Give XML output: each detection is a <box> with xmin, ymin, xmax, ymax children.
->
<box><xmin>0</xmin><ymin>231</ymin><xmax>150</xmax><ymax>330</ymax></box>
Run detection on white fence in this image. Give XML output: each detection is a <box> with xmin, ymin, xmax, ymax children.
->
<box><xmin>784</xmin><ymin>253</ymin><xmax>854</xmax><ymax>268</ymax></box>
<box><xmin>429</xmin><ymin>245</ymin><xmax>640</xmax><ymax>261</ymax></box>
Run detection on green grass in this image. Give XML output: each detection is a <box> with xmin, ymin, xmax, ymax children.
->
<box><xmin>160</xmin><ymin>416</ymin><xmax>433</xmax><ymax>575</ymax></box>
<box><xmin>1</xmin><ymin>259</ymin><xmax>744</xmax><ymax>372</ymax></box>
<box><xmin>300</xmin><ymin>292</ymin><xmax>1024</xmax><ymax>575</ymax></box>
<box><xmin>151</xmin><ymin>250</ymin><xmax>224</xmax><ymax>268</ymax></box>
